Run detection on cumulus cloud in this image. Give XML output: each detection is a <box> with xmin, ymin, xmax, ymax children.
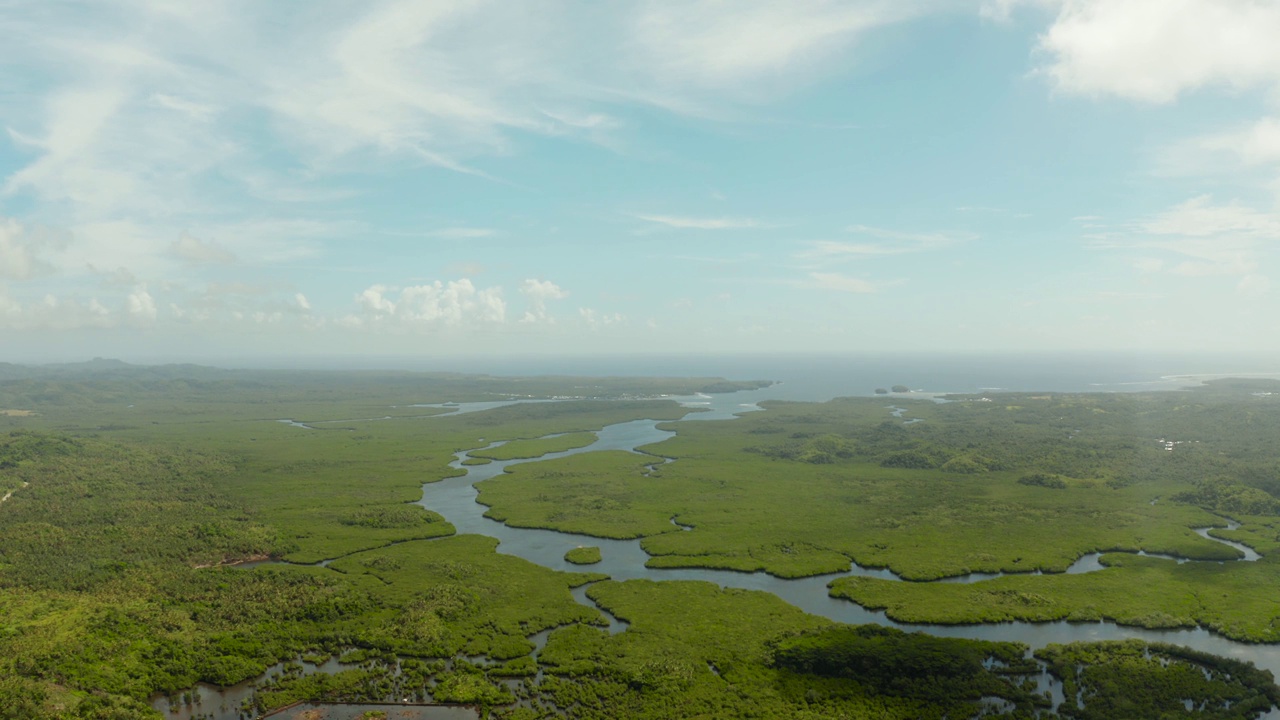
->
<box><xmin>519</xmin><ymin>279</ymin><xmax>568</xmax><ymax>323</ymax></box>
<box><xmin>0</xmin><ymin>292</ymin><xmax>116</xmax><ymax>331</ymax></box>
<box><xmin>353</xmin><ymin>279</ymin><xmax>506</xmax><ymax>328</ymax></box>
<box><xmin>0</xmin><ymin>1</ymin><xmax>930</xmax><ymax>341</ymax></box>
<box><xmin>126</xmin><ymin>285</ymin><xmax>158</xmax><ymax>323</ymax></box>
<box><xmin>0</xmin><ymin>291</ymin><xmax>21</xmax><ymax>322</ymax></box>
<box><xmin>1023</xmin><ymin>0</ymin><xmax>1280</xmax><ymax>103</ymax></box>
<box><xmin>579</xmin><ymin>307</ymin><xmax>625</xmax><ymax>330</ymax></box>
<box><xmin>0</xmin><ymin>218</ymin><xmax>52</xmax><ymax>279</ymax></box>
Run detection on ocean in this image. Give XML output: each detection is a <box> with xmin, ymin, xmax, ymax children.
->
<box><xmin>260</xmin><ymin>352</ymin><xmax>1280</xmax><ymax>402</ymax></box>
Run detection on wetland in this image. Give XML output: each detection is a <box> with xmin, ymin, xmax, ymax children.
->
<box><xmin>4</xmin><ymin>361</ymin><xmax>1280</xmax><ymax>718</ymax></box>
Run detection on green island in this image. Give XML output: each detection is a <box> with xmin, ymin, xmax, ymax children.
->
<box><xmin>564</xmin><ymin>546</ymin><xmax>603</xmax><ymax>565</ymax></box>
<box><xmin>3</xmin><ymin>362</ymin><xmax>1280</xmax><ymax>719</ymax></box>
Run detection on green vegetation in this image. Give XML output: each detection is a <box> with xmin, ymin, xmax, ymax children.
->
<box><xmin>1018</xmin><ymin>472</ymin><xmax>1068</xmax><ymax>489</ymax></box>
<box><xmin>477</xmin><ymin>389</ymin><xmax>1274</xmax><ymax>581</ymax></box>
<box><xmin>565</xmin><ymin>546</ymin><xmax>603</xmax><ymax>565</ymax></box>
<box><xmin>4</xmin><ymin>363</ymin><xmax>1280</xmax><ymax>718</ymax></box>
<box><xmin>472</xmin><ymin>431</ymin><xmax>598</xmax><ymax>461</ymax></box>
<box><xmin>327</xmin><ymin>535</ymin><xmax>608</xmax><ymax>659</ymax></box>
<box><xmin>1036</xmin><ymin>640</ymin><xmax>1280</xmax><ymax>719</ymax></box>
<box><xmin>770</xmin><ymin>625</ymin><xmax>1044</xmax><ymax>710</ymax></box>
<box><xmin>830</xmin><ymin>550</ymin><xmax>1280</xmax><ymax>642</ymax></box>
<box><xmin>534</xmin><ymin>579</ymin><xmax>1045</xmax><ymax>719</ymax></box>
<box><xmin>0</xmin><ymin>365</ymin><xmax>735</xmax><ymax>718</ymax></box>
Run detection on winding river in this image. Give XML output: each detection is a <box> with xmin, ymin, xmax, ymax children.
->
<box><xmin>163</xmin><ymin>389</ymin><xmax>1280</xmax><ymax>719</ymax></box>
<box><xmin>414</xmin><ymin>391</ymin><xmax>1280</xmax><ymax>707</ymax></box>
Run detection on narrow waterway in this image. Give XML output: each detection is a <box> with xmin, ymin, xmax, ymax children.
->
<box><xmin>413</xmin><ymin>390</ymin><xmax>1280</xmax><ymax>699</ymax></box>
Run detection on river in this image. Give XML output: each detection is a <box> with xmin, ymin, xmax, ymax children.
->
<box><xmin>413</xmin><ymin>389</ymin><xmax>1280</xmax><ymax>716</ymax></box>
<box><xmin>162</xmin><ymin>383</ymin><xmax>1280</xmax><ymax>719</ymax></box>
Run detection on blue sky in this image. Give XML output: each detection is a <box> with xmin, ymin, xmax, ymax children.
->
<box><xmin>2</xmin><ymin>0</ymin><xmax>1279</xmax><ymax>362</ymax></box>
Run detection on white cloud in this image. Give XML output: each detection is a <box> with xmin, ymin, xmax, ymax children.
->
<box><xmin>630</xmin><ymin>0</ymin><xmax>926</xmax><ymax>100</ymax></box>
<box><xmin>185</xmin><ymin>219</ymin><xmax>338</xmax><ymax>265</ymax></box>
<box><xmin>1089</xmin><ymin>195</ymin><xmax>1280</xmax><ymax>286</ymax></box>
<box><xmin>1133</xmin><ymin>257</ymin><xmax>1164</xmax><ymax>274</ymax></box>
<box><xmin>979</xmin><ymin>0</ymin><xmax>1060</xmax><ymax>22</ymax></box>
<box><xmin>809</xmin><ymin>272</ymin><xmax>877</xmax><ymax>293</ymax></box>
<box><xmin>170</xmin><ymin>233</ymin><xmax>236</xmax><ymax>265</ymax></box>
<box><xmin>0</xmin><ymin>218</ymin><xmax>53</xmax><ymax>279</ymax></box>
<box><xmin>519</xmin><ymin>278</ymin><xmax>568</xmax><ymax>323</ymax></box>
<box><xmin>0</xmin><ymin>291</ymin><xmax>23</xmax><ymax>324</ymax></box>
<box><xmin>1143</xmin><ymin>195</ymin><xmax>1280</xmax><ymax>240</ymax></box>
<box><xmin>1177</xmin><ymin>117</ymin><xmax>1280</xmax><ymax>175</ymax></box>
<box><xmin>294</xmin><ymin>293</ymin><xmax>311</xmax><ymax>312</ymax></box>
<box><xmin>634</xmin><ymin>214</ymin><xmax>760</xmax><ymax>230</ymax></box>
<box><xmin>0</xmin><ymin>292</ymin><xmax>118</xmax><ymax>331</ymax></box>
<box><xmin>356</xmin><ymin>285</ymin><xmax>397</xmax><ymax>316</ymax></box>
<box><xmin>150</xmin><ymin>93</ymin><xmax>216</xmax><ymax>121</ymax></box>
<box><xmin>1238</xmin><ymin>274</ymin><xmax>1271</xmax><ymax>296</ymax></box>
<box><xmin>353</xmin><ymin>279</ymin><xmax>506</xmax><ymax>328</ymax></box>
<box><xmin>1027</xmin><ymin>0</ymin><xmax>1280</xmax><ymax>103</ymax></box>
<box><xmin>0</xmin><ymin>1</ymin><xmax>929</xmax><ymax>321</ymax></box>
<box><xmin>126</xmin><ymin>285</ymin><xmax>158</xmax><ymax>323</ymax></box>
<box><xmin>579</xmin><ymin>307</ymin><xmax>625</xmax><ymax>330</ymax></box>
<box><xmin>424</xmin><ymin>227</ymin><xmax>498</xmax><ymax>239</ymax></box>
<box><xmin>3</xmin><ymin>87</ymin><xmax>132</xmax><ymax>209</ymax></box>
<box><xmin>800</xmin><ymin>225</ymin><xmax>965</xmax><ymax>260</ymax></box>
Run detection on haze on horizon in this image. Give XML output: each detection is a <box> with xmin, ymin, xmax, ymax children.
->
<box><xmin>2</xmin><ymin>1</ymin><xmax>1279</xmax><ymax>363</ymax></box>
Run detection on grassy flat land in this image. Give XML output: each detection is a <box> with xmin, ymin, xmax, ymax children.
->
<box><xmin>564</xmin><ymin>546</ymin><xmax>603</xmax><ymax>565</ymax></box>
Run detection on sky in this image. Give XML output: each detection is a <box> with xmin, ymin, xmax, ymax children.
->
<box><xmin>2</xmin><ymin>0</ymin><xmax>1280</xmax><ymax>363</ymax></box>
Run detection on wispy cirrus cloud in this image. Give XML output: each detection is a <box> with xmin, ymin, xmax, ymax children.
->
<box><xmin>424</xmin><ymin>227</ymin><xmax>499</xmax><ymax>239</ymax></box>
<box><xmin>629</xmin><ymin>0</ymin><xmax>931</xmax><ymax>101</ymax></box>
<box><xmin>170</xmin><ymin>233</ymin><xmax>237</xmax><ymax>266</ymax></box>
<box><xmin>1086</xmin><ymin>195</ymin><xmax>1280</xmax><ymax>293</ymax></box>
<box><xmin>808</xmin><ymin>271</ymin><xmax>879</xmax><ymax>293</ymax></box>
<box><xmin>799</xmin><ymin>224</ymin><xmax>968</xmax><ymax>260</ymax></box>
<box><xmin>3</xmin><ymin>0</ymin><xmax>930</xmax><ymax>213</ymax></box>
<box><xmin>632</xmin><ymin>214</ymin><xmax>762</xmax><ymax>230</ymax></box>
<box><xmin>0</xmin><ymin>0</ymin><xmax>929</xmax><ymax>339</ymax></box>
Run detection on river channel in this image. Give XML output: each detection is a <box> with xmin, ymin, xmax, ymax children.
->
<box><xmin>162</xmin><ymin>388</ymin><xmax>1280</xmax><ymax>719</ymax></box>
<box><xmin>415</xmin><ymin>390</ymin><xmax>1280</xmax><ymax>695</ymax></box>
